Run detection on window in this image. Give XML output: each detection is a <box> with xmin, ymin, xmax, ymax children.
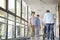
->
<box><xmin>16</xmin><ymin>23</ymin><xmax>20</xmax><ymax>37</ymax></box>
<box><xmin>0</xmin><ymin>0</ymin><xmax>5</xmax><ymax>9</ymax></box>
<box><xmin>16</xmin><ymin>17</ymin><xmax>20</xmax><ymax>23</ymax></box>
<box><xmin>8</xmin><ymin>14</ymin><xmax>15</xmax><ymax>21</ymax></box>
<box><xmin>0</xmin><ymin>0</ymin><xmax>28</xmax><ymax>39</ymax></box>
<box><xmin>8</xmin><ymin>0</ymin><xmax>15</xmax><ymax>13</ymax></box>
<box><xmin>0</xmin><ymin>10</ymin><xmax>7</xmax><ymax>18</ymax></box>
<box><xmin>0</xmin><ymin>24</ymin><xmax>6</xmax><ymax>39</ymax></box>
<box><xmin>0</xmin><ymin>10</ymin><xmax>7</xmax><ymax>39</ymax></box>
<box><xmin>28</xmin><ymin>8</ymin><xmax>31</xmax><ymax>22</ymax></box>
<box><xmin>16</xmin><ymin>17</ymin><xmax>20</xmax><ymax>37</ymax></box>
<box><xmin>8</xmin><ymin>20</ymin><xmax>15</xmax><ymax>39</ymax></box>
<box><xmin>28</xmin><ymin>8</ymin><xmax>31</xmax><ymax>37</ymax></box>
<box><xmin>16</xmin><ymin>0</ymin><xmax>21</xmax><ymax>17</ymax></box>
<box><xmin>8</xmin><ymin>14</ymin><xmax>15</xmax><ymax>39</ymax></box>
<box><xmin>22</xmin><ymin>20</ymin><xmax>25</xmax><ymax>24</ymax></box>
<box><xmin>20</xmin><ymin>24</ymin><xmax>24</xmax><ymax>37</ymax></box>
<box><xmin>0</xmin><ymin>10</ymin><xmax>7</xmax><ymax>24</ymax></box>
<box><xmin>22</xmin><ymin>1</ymin><xmax>27</xmax><ymax>20</ymax></box>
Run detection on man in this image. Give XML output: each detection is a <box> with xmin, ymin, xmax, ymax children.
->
<box><xmin>36</xmin><ymin>15</ymin><xmax>40</xmax><ymax>39</ymax></box>
<box><xmin>30</xmin><ymin>11</ymin><xmax>36</xmax><ymax>37</ymax></box>
<box><xmin>43</xmin><ymin>10</ymin><xmax>55</xmax><ymax>40</ymax></box>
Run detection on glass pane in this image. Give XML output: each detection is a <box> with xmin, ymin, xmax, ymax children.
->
<box><xmin>0</xmin><ymin>24</ymin><xmax>6</xmax><ymax>39</ymax></box>
<box><xmin>0</xmin><ymin>10</ymin><xmax>7</xmax><ymax>18</ymax></box>
<box><xmin>0</xmin><ymin>10</ymin><xmax>7</xmax><ymax>39</ymax></box>
<box><xmin>16</xmin><ymin>17</ymin><xmax>20</xmax><ymax>23</ymax></box>
<box><xmin>16</xmin><ymin>23</ymin><xmax>20</xmax><ymax>38</ymax></box>
<box><xmin>0</xmin><ymin>18</ymin><xmax>6</xmax><ymax>23</ymax></box>
<box><xmin>8</xmin><ymin>0</ymin><xmax>15</xmax><ymax>13</ymax></box>
<box><xmin>20</xmin><ymin>24</ymin><xmax>24</xmax><ymax>37</ymax></box>
<box><xmin>16</xmin><ymin>0</ymin><xmax>21</xmax><ymax>17</ymax></box>
<box><xmin>8</xmin><ymin>20</ymin><xmax>15</xmax><ymax>39</ymax></box>
<box><xmin>22</xmin><ymin>1</ymin><xmax>27</xmax><ymax>20</ymax></box>
<box><xmin>8</xmin><ymin>20</ymin><xmax>15</xmax><ymax>25</ymax></box>
<box><xmin>25</xmin><ymin>26</ymin><xmax>28</xmax><ymax>37</ymax></box>
<box><xmin>22</xmin><ymin>20</ymin><xmax>24</xmax><ymax>24</ymax></box>
<box><xmin>0</xmin><ymin>0</ymin><xmax>5</xmax><ymax>9</ymax></box>
<box><xmin>8</xmin><ymin>14</ymin><xmax>15</xmax><ymax>21</ymax></box>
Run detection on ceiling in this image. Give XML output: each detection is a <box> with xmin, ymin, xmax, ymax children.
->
<box><xmin>24</xmin><ymin>0</ymin><xmax>59</xmax><ymax>19</ymax></box>
<box><xmin>24</xmin><ymin>0</ymin><xmax>59</xmax><ymax>5</ymax></box>
<box><xmin>24</xmin><ymin>0</ymin><xmax>59</xmax><ymax>10</ymax></box>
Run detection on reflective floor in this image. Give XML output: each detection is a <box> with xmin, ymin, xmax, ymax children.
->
<box><xmin>27</xmin><ymin>29</ymin><xmax>59</xmax><ymax>40</ymax></box>
<box><xmin>0</xmin><ymin>27</ymin><xmax>59</xmax><ymax>40</ymax></box>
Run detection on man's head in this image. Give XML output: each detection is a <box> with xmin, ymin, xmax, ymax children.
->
<box><xmin>31</xmin><ymin>11</ymin><xmax>35</xmax><ymax>16</ymax></box>
<box><xmin>37</xmin><ymin>15</ymin><xmax>40</xmax><ymax>18</ymax></box>
<box><xmin>46</xmin><ymin>10</ymin><xmax>50</xmax><ymax>13</ymax></box>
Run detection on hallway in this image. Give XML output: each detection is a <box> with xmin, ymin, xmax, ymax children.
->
<box><xmin>0</xmin><ymin>0</ymin><xmax>60</xmax><ymax>40</ymax></box>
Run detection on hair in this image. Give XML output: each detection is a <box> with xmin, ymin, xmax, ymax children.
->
<box><xmin>46</xmin><ymin>10</ymin><xmax>50</xmax><ymax>12</ymax></box>
<box><xmin>37</xmin><ymin>15</ymin><xmax>39</xmax><ymax>16</ymax></box>
<box><xmin>31</xmin><ymin>11</ymin><xmax>35</xmax><ymax>15</ymax></box>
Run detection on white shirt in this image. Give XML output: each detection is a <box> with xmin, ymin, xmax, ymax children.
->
<box><xmin>43</xmin><ymin>12</ymin><xmax>55</xmax><ymax>24</ymax></box>
<box><xmin>30</xmin><ymin>16</ymin><xmax>36</xmax><ymax>25</ymax></box>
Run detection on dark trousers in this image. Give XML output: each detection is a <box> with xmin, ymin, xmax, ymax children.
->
<box><xmin>45</xmin><ymin>23</ymin><xmax>54</xmax><ymax>40</ymax></box>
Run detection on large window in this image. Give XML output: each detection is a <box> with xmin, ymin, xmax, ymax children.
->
<box><xmin>0</xmin><ymin>0</ymin><xmax>28</xmax><ymax>39</ymax></box>
<box><xmin>8</xmin><ymin>14</ymin><xmax>15</xmax><ymax>39</ymax></box>
<box><xmin>24</xmin><ymin>22</ymin><xmax>28</xmax><ymax>37</ymax></box>
<box><xmin>0</xmin><ymin>10</ymin><xmax>7</xmax><ymax>39</ymax></box>
<box><xmin>20</xmin><ymin>24</ymin><xmax>24</xmax><ymax>37</ymax></box>
<box><xmin>16</xmin><ymin>17</ymin><xmax>20</xmax><ymax>38</ymax></box>
<box><xmin>21</xmin><ymin>0</ymin><xmax>28</xmax><ymax>37</ymax></box>
<box><xmin>16</xmin><ymin>0</ymin><xmax>21</xmax><ymax>37</ymax></box>
<box><xmin>28</xmin><ymin>8</ymin><xmax>31</xmax><ymax>37</ymax></box>
<box><xmin>8</xmin><ymin>20</ymin><xmax>15</xmax><ymax>38</ymax></box>
<box><xmin>16</xmin><ymin>23</ymin><xmax>20</xmax><ymax>37</ymax></box>
<box><xmin>8</xmin><ymin>0</ymin><xmax>15</xmax><ymax>13</ymax></box>
<box><xmin>0</xmin><ymin>10</ymin><xmax>7</xmax><ymax>18</ymax></box>
<box><xmin>16</xmin><ymin>0</ymin><xmax>21</xmax><ymax>17</ymax></box>
<box><xmin>22</xmin><ymin>1</ymin><xmax>27</xmax><ymax>20</ymax></box>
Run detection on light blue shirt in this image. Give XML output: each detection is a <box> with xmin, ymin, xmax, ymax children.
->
<box><xmin>43</xmin><ymin>12</ymin><xmax>55</xmax><ymax>24</ymax></box>
<box><xmin>36</xmin><ymin>18</ymin><xmax>40</xmax><ymax>27</ymax></box>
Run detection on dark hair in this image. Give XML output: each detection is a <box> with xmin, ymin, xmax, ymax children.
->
<box><xmin>32</xmin><ymin>11</ymin><xmax>35</xmax><ymax>13</ymax></box>
<box><xmin>46</xmin><ymin>10</ymin><xmax>50</xmax><ymax>12</ymax></box>
<box><xmin>37</xmin><ymin>15</ymin><xmax>39</xmax><ymax>16</ymax></box>
<box><xmin>31</xmin><ymin>11</ymin><xmax>35</xmax><ymax>15</ymax></box>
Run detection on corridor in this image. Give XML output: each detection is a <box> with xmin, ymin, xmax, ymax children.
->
<box><xmin>0</xmin><ymin>0</ymin><xmax>60</xmax><ymax>40</ymax></box>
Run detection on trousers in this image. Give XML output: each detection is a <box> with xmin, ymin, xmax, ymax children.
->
<box><xmin>45</xmin><ymin>23</ymin><xmax>54</xmax><ymax>40</ymax></box>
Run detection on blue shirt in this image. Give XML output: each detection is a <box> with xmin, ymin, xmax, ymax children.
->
<box><xmin>36</xmin><ymin>18</ymin><xmax>40</xmax><ymax>27</ymax></box>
